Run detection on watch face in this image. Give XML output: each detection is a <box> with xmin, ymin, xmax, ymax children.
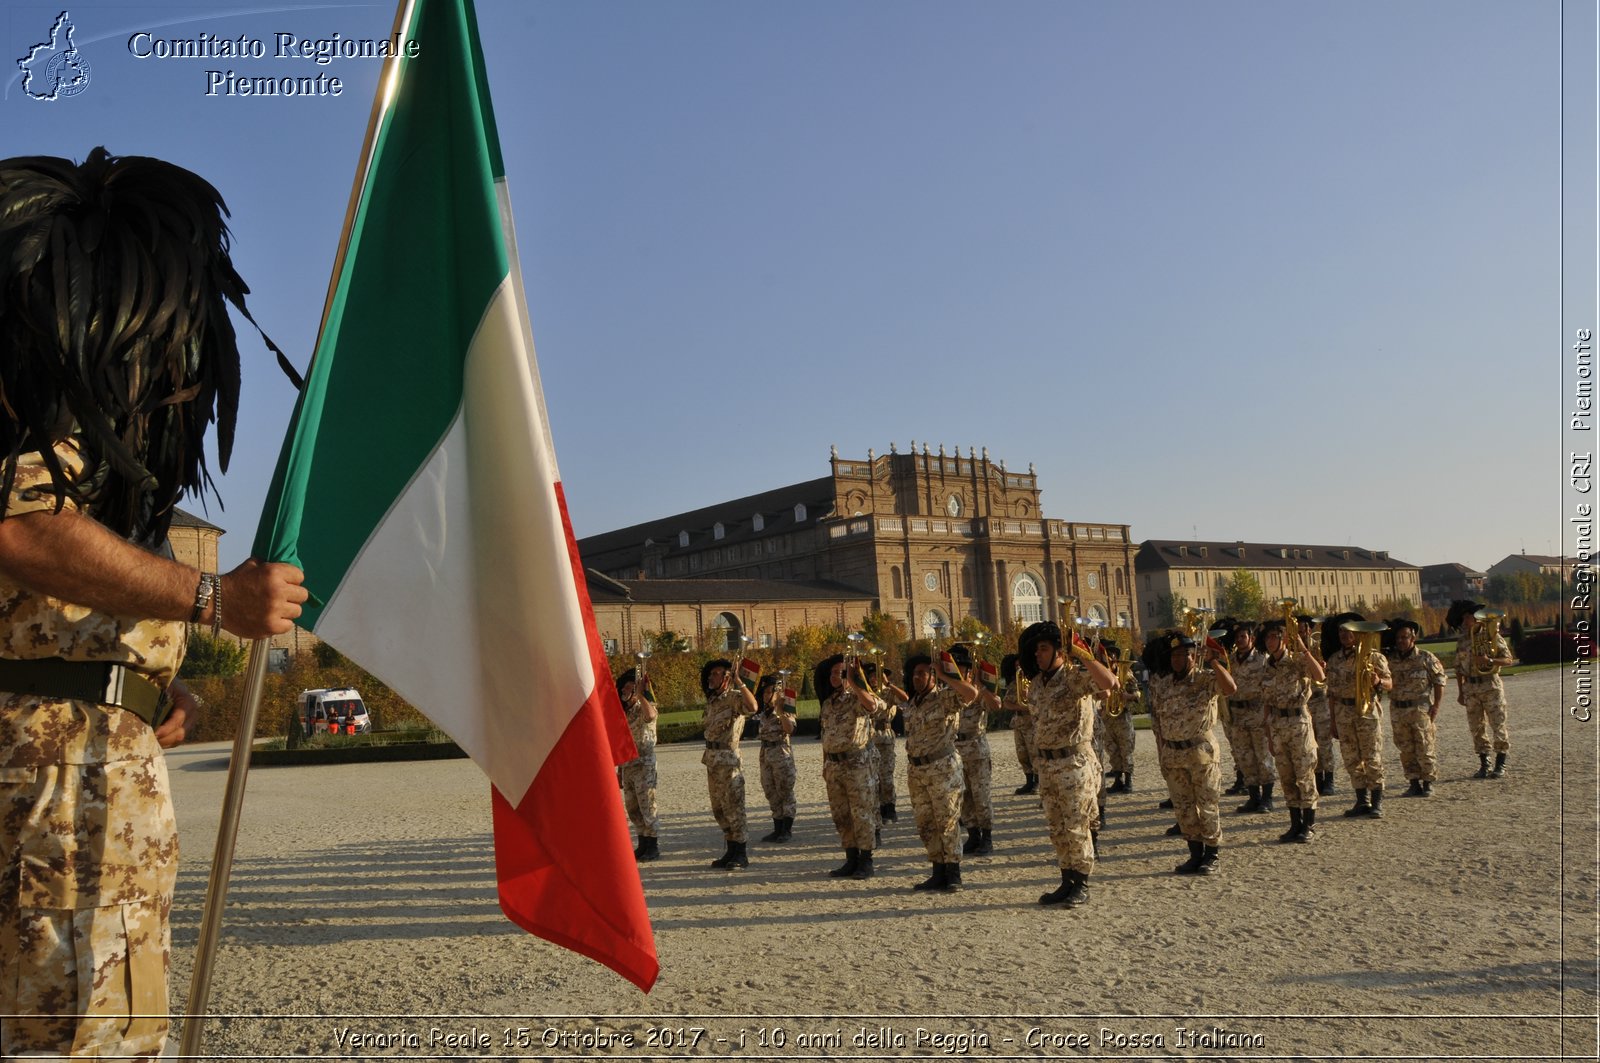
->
<box><xmin>924</xmin><ymin>571</ymin><xmax>939</xmax><ymax>592</ymax></box>
<box><xmin>946</xmin><ymin>495</ymin><xmax>963</xmax><ymax>517</ymax></box>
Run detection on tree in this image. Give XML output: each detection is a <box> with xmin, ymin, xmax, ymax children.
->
<box><xmin>1215</xmin><ymin>568</ymin><xmax>1266</xmax><ymax>620</ymax></box>
<box><xmin>180</xmin><ymin>633</ymin><xmax>249</xmax><ymax>679</ymax></box>
<box><xmin>1153</xmin><ymin>593</ymin><xmax>1189</xmax><ymax>629</ymax></box>
<box><xmin>642</xmin><ymin>629</ymin><xmax>691</xmax><ymax>654</ymax></box>
<box><xmin>313</xmin><ymin>641</ymin><xmax>352</xmax><ymax>668</ymax></box>
<box><xmin>860</xmin><ymin>610</ymin><xmax>906</xmax><ymax>650</ymax></box>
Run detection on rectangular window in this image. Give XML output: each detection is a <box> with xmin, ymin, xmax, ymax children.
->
<box><xmin>602</xmin><ymin>638</ymin><xmax>618</xmax><ymax>654</ymax></box>
<box><xmin>758</xmin><ymin>633</ymin><xmax>774</xmax><ymax>648</ymax></box>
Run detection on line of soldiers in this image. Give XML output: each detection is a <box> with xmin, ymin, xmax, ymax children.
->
<box><xmin>611</xmin><ymin>600</ymin><xmax>1514</xmax><ymax>904</ymax></box>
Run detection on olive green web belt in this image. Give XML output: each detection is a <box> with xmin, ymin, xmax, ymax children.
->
<box><xmin>0</xmin><ymin>657</ymin><xmax>167</xmax><ymax>727</ymax></box>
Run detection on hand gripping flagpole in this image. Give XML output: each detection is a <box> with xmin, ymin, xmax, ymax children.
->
<box><xmin>179</xmin><ymin>0</ymin><xmax>416</xmax><ymax>1054</ymax></box>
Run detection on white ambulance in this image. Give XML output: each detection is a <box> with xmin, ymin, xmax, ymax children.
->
<box><xmin>298</xmin><ymin>688</ymin><xmax>371</xmax><ymax>736</ymax></box>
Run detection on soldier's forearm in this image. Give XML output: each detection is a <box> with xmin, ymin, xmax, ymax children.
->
<box><xmin>0</xmin><ymin>507</ymin><xmax>197</xmax><ymax>622</ymax></box>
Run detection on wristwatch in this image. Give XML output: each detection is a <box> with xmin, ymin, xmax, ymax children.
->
<box><xmin>190</xmin><ymin>572</ymin><xmax>218</xmax><ymax>623</ymax></box>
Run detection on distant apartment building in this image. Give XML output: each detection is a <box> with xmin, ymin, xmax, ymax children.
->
<box><xmin>1420</xmin><ymin>562</ymin><xmax>1488</xmax><ymax>608</ymax></box>
<box><xmin>1487</xmin><ymin>552</ymin><xmax>1576</xmax><ymax>580</ymax></box>
<box><xmin>1133</xmin><ymin>539</ymin><xmax>1422</xmax><ymax>625</ymax></box>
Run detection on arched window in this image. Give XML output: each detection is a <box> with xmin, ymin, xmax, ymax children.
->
<box><xmin>794</xmin><ymin>503</ymin><xmax>807</xmax><ymax>522</ymax></box>
<box><xmin>1115</xmin><ymin>568</ymin><xmax>1126</xmax><ymax>594</ymax></box>
<box><xmin>677</xmin><ymin>530</ymin><xmax>689</xmax><ymax>548</ymax></box>
<box><xmin>921</xmin><ymin>608</ymin><xmax>949</xmax><ymax>639</ymax></box>
<box><xmin>1012</xmin><ymin>573</ymin><xmax>1044</xmax><ymax>623</ymax></box>
<box><xmin>1088</xmin><ymin>604</ymin><xmax>1108</xmax><ymax>623</ymax></box>
<box><xmin>752</xmin><ymin>513</ymin><xmax>764</xmax><ymax>532</ymax></box>
<box><xmin>713</xmin><ymin>522</ymin><xmax>725</xmax><ymax>540</ymax></box>
<box><xmin>710</xmin><ymin>612</ymin><xmax>743</xmax><ymax>652</ymax></box>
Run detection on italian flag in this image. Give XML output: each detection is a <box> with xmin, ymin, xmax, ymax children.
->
<box><xmin>254</xmin><ymin>0</ymin><xmax>658</xmax><ymax>991</ymax></box>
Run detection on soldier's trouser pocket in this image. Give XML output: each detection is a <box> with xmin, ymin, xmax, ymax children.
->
<box><xmin>1</xmin><ymin>760</ymin><xmax>176</xmax><ymax>1058</ymax></box>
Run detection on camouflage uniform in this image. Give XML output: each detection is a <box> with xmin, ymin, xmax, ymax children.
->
<box><xmin>1228</xmin><ymin>649</ymin><xmax>1276</xmax><ymax>787</ymax></box>
<box><xmin>618</xmin><ymin>693</ymin><xmax>659</xmax><ymax>838</ymax></box>
<box><xmin>820</xmin><ymin>690</ymin><xmax>883</xmax><ymax>850</ymax></box>
<box><xmin>871</xmin><ymin>698</ymin><xmax>899</xmax><ymax>810</ymax></box>
<box><xmin>1099</xmin><ymin>678</ymin><xmax>1136</xmax><ymax>777</ymax></box>
<box><xmin>1147</xmin><ymin>669</ymin><xmax>1222</xmax><ymax>846</ymax></box>
<box><xmin>1325</xmin><ymin>647</ymin><xmax>1392</xmax><ymax>791</ymax></box>
<box><xmin>754</xmin><ymin>706</ymin><xmax>797</xmax><ymax>820</ymax></box>
<box><xmin>1260</xmin><ymin>653</ymin><xmax>1322</xmax><ymax>809</ymax></box>
<box><xmin>0</xmin><ymin>446</ymin><xmax>183</xmax><ymax>1059</ymax></box>
<box><xmin>1010</xmin><ymin>694</ymin><xmax>1037</xmax><ymax>779</ymax></box>
<box><xmin>954</xmin><ymin>696</ymin><xmax>993</xmax><ymax>831</ymax></box>
<box><xmin>1027</xmin><ymin>666</ymin><xmax>1100</xmax><ymax>874</ymax></box>
<box><xmin>1389</xmin><ymin>648</ymin><xmax>1447</xmax><ymax>783</ymax></box>
<box><xmin>1311</xmin><ymin>682</ymin><xmax>1336</xmax><ymax>777</ymax></box>
<box><xmin>1455</xmin><ymin>631</ymin><xmax>1511</xmax><ymax>755</ymax></box>
<box><xmin>701</xmin><ymin>689</ymin><xmax>753</xmax><ymax>843</ymax></box>
<box><xmin>902</xmin><ymin>687</ymin><xmax>967</xmax><ymax>863</ymax></box>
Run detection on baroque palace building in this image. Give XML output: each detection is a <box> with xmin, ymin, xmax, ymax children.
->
<box><xmin>577</xmin><ymin>443</ymin><xmax>1138</xmax><ymax>653</ymax></box>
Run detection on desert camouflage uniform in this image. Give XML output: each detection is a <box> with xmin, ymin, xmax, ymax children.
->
<box><xmin>1098</xmin><ymin>677</ymin><xmax>1136</xmax><ymax>776</ymax></box>
<box><xmin>1326</xmin><ymin>647</ymin><xmax>1392</xmax><ymax>791</ymax></box>
<box><xmin>1311</xmin><ymin>683</ymin><xmax>1336</xmax><ymax>776</ymax></box>
<box><xmin>1147</xmin><ymin>668</ymin><xmax>1223</xmax><ymax>846</ymax></box>
<box><xmin>754</xmin><ymin>706</ymin><xmax>797</xmax><ymax>820</ymax></box>
<box><xmin>871</xmin><ymin>698</ymin><xmax>899</xmax><ymax>809</ymax></box>
<box><xmin>820</xmin><ymin>689</ymin><xmax>883</xmax><ymax>850</ymax></box>
<box><xmin>618</xmin><ymin>693</ymin><xmax>659</xmax><ymax>838</ymax></box>
<box><xmin>1028</xmin><ymin>665</ymin><xmax>1100</xmax><ymax>875</ymax></box>
<box><xmin>1007</xmin><ymin>692</ymin><xmax>1037</xmax><ymax>778</ymax></box>
<box><xmin>954</xmin><ymin>695</ymin><xmax>993</xmax><ymax>831</ymax></box>
<box><xmin>701</xmin><ymin>689</ymin><xmax>753</xmax><ymax>843</ymax></box>
<box><xmin>1228</xmin><ymin>649</ymin><xmax>1276</xmax><ymax>787</ymax></box>
<box><xmin>1455</xmin><ymin>631</ymin><xmax>1511</xmax><ymax>755</ymax></box>
<box><xmin>1</xmin><ymin>446</ymin><xmax>183</xmax><ymax>1060</ymax></box>
<box><xmin>1389</xmin><ymin>648</ymin><xmax>1447</xmax><ymax>783</ymax></box>
<box><xmin>1260</xmin><ymin>653</ymin><xmax>1321</xmax><ymax>809</ymax></box>
<box><xmin>902</xmin><ymin>687</ymin><xmax>967</xmax><ymax>863</ymax></box>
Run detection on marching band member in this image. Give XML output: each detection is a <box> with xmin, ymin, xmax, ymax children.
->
<box><xmin>872</xmin><ymin>667</ymin><xmax>905</xmax><ymax>824</ymax></box>
<box><xmin>616</xmin><ymin>667</ymin><xmax>661</xmax><ymax>861</ymax></box>
<box><xmin>1022</xmin><ymin>622</ymin><xmax>1116</xmax><ymax>907</ymax></box>
<box><xmin>1143</xmin><ymin>630</ymin><xmax>1237</xmax><ymax>875</ymax></box>
<box><xmin>754</xmin><ymin>674</ymin><xmax>798</xmax><ymax>841</ymax></box>
<box><xmin>1385</xmin><ymin>619</ymin><xmax>1447</xmax><ymax>796</ymax></box>
<box><xmin>1298</xmin><ymin>613</ymin><xmax>1338</xmax><ymax>796</ymax></box>
<box><xmin>900</xmin><ymin>653</ymin><xmax>978</xmax><ymax>892</ymax></box>
<box><xmin>700</xmin><ymin>658</ymin><xmax>758</xmax><ymax>869</ymax></box>
<box><xmin>951</xmin><ymin>644</ymin><xmax>997</xmax><ymax>856</ymax></box>
<box><xmin>1257</xmin><ymin>621</ymin><xmax>1326</xmax><ymax>842</ymax></box>
<box><xmin>1448</xmin><ymin>600</ymin><xmax>1516</xmax><ymax>778</ymax></box>
<box><xmin>1323</xmin><ymin>613</ymin><xmax>1393</xmax><ymax>819</ymax></box>
<box><xmin>1225</xmin><ymin>622</ymin><xmax>1276</xmax><ymax>814</ymax></box>
<box><xmin>1002</xmin><ymin>653</ymin><xmax>1039</xmax><ymax>794</ymax></box>
<box><xmin>815</xmin><ymin>653</ymin><xmax>887</xmax><ymax>879</ymax></box>
<box><xmin>1100</xmin><ymin>643</ymin><xmax>1138</xmax><ymax>794</ymax></box>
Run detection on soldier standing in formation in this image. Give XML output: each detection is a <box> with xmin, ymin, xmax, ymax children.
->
<box><xmin>1226</xmin><ymin>623</ymin><xmax>1276</xmax><ymax>814</ymax></box>
<box><xmin>951</xmin><ymin>644</ymin><xmax>996</xmax><ymax>856</ymax></box>
<box><xmin>1323</xmin><ymin>613</ymin><xmax>1394</xmax><ymax>819</ymax></box>
<box><xmin>616</xmin><ymin>668</ymin><xmax>661</xmax><ymax>860</ymax></box>
<box><xmin>1144</xmin><ymin>631</ymin><xmax>1237</xmax><ymax>875</ymax></box>
<box><xmin>1003</xmin><ymin>653</ymin><xmax>1039</xmax><ymax>795</ymax></box>
<box><xmin>815</xmin><ymin>653</ymin><xmax>887</xmax><ymax>879</ymax></box>
<box><xmin>1100</xmin><ymin>643</ymin><xmax>1137</xmax><ymax>794</ymax></box>
<box><xmin>900</xmin><ymin>653</ymin><xmax>979</xmax><ymax>892</ymax></box>
<box><xmin>754</xmin><ymin>674</ymin><xmax>798</xmax><ymax>841</ymax></box>
<box><xmin>1448</xmin><ymin>600</ymin><xmax>1516</xmax><ymax>778</ymax></box>
<box><xmin>1022</xmin><ymin>622</ymin><xmax>1116</xmax><ymax>908</ymax></box>
<box><xmin>700</xmin><ymin>659</ymin><xmax>758</xmax><ymax>869</ymax></box>
<box><xmin>1298</xmin><ymin>614</ymin><xmax>1338</xmax><ymax>796</ymax></box>
<box><xmin>1256</xmin><ymin>620</ymin><xmax>1326</xmax><ymax>843</ymax></box>
<box><xmin>872</xmin><ymin>668</ymin><xmax>905</xmax><ymax>824</ymax></box>
<box><xmin>1385</xmin><ymin>619</ymin><xmax>1448</xmax><ymax>796</ymax></box>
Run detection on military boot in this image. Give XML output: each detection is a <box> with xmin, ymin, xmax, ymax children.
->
<box><xmin>1174</xmin><ymin>840</ymin><xmax>1205</xmax><ymax>875</ymax></box>
<box><xmin>635</xmin><ymin>836</ymin><xmax>660</xmax><ymax>861</ymax></box>
<box><xmin>1367</xmin><ymin>787</ymin><xmax>1384</xmax><ymax>818</ymax></box>
<box><xmin>1420</xmin><ymin>780</ymin><xmax>1434</xmax><ymax>797</ymax></box>
<box><xmin>1165</xmin><ymin>821</ymin><xmax>1184</xmax><ymax>836</ymax></box>
<box><xmin>851</xmin><ymin>850</ymin><xmax>875</xmax><ymax>879</ymax></box>
<box><xmin>1123</xmin><ymin>770</ymin><xmax>1133</xmax><ymax>793</ymax></box>
<box><xmin>1224</xmin><ymin>770</ymin><xmax>1247</xmax><ymax>796</ymax></box>
<box><xmin>1258</xmin><ymin>781</ymin><xmax>1276</xmax><ymax>813</ymax></box>
<box><xmin>1015</xmin><ymin>773</ymin><xmax>1039</xmax><ymax>795</ymax></box>
<box><xmin>962</xmin><ymin>826</ymin><xmax>984</xmax><ymax>854</ymax></box>
<box><xmin>1278</xmin><ymin>806</ymin><xmax>1303</xmax><ymax>843</ymax></box>
<box><xmin>1039</xmin><ymin>868</ymin><xmax>1076</xmax><ymax>905</ymax></box>
<box><xmin>1491</xmin><ymin>752</ymin><xmax>1507</xmax><ymax>778</ymax></box>
<box><xmin>1106</xmin><ymin>772</ymin><xmax>1127</xmax><ymax>794</ymax></box>
<box><xmin>711</xmin><ymin>840</ymin><xmax>747</xmax><ymax>869</ymax></box>
<box><xmin>1406</xmin><ymin>779</ymin><xmax>1425</xmax><ymax>797</ymax></box>
<box><xmin>913</xmin><ymin>862</ymin><xmax>947</xmax><ymax>891</ymax></box>
<box><xmin>1197</xmin><ymin>844</ymin><xmax>1219</xmax><ymax>875</ymax></box>
<box><xmin>774</xmin><ymin>816</ymin><xmax>794</xmax><ymax>841</ymax></box>
<box><xmin>940</xmin><ymin>862</ymin><xmax>964</xmax><ymax>892</ymax></box>
<box><xmin>1475</xmin><ymin>753</ymin><xmax>1491</xmax><ymax>778</ymax></box>
<box><xmin>828</xmin><ymin>848</ymin><xmax>860</xmax><ymax>878</ymax></box>
<box><xmin>761</xmin><ymin>819</ymin><xmax>785</xmax><ymax>842</ymax></box>
<box><xmin>1236</xmin><ymin>785</ymin><xmax>1262</xmax><ymax>814</ymax></box>
<box><xmin>1297</xmin><ymin>808</ymin><xmax>1317</xmax><ymax>843</ymax></box>
<box><xmin>1091</xmin><ymin>830</ymin><xmax>1099</xmax><ymax>859</ymax></box>
<box><xmin>880</xmin><ymin>802</ymin><xmax>897</xmax><ymax>823</ymax></box>
<box><xmin>1158</xmin><ymin>797</ymin><xmax>1174</xmax><ymax>809</ymax></box>
<box><xmin>974</xmin><ymin>828</ymin><xmax>993</xmax><ymax>855</ymax></box>
<box><xmin>1316</xmin><ymin>771</ymin><xmax>1334</xmax><ymax>796</ymax></box>
<box><xmin>1343</xmin><ymin>789</ymin><xmax>1370</xmax><ymax>817</ymax></box>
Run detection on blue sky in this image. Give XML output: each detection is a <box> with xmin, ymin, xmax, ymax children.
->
<box><xmin>3</xmin><ymin>1</ymin><xmax>1578</xmax><ymax>576</ymax></box>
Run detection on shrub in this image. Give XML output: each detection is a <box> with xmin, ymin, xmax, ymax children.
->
<box><xmin>1516</xmin><ymin>630</ymin><xmax>1596</xmax><ymax>665</ymax></box>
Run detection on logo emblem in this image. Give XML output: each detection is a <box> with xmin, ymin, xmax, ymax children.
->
<box><xmin>18</xmin><ymin>11</ymin><xmax>91</xmax><ymax>101</ymax></box>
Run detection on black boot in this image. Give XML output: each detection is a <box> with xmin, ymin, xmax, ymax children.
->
<box><xmin>1475</xmin><ymin>753</ymin><xmax>1491</xmax><ymax>778</ymax></box>
<box><xmin>635</xmin><ymin>835</ymin><xmax>659</xmax><ymax>861</ymax></box>
<box><xmin>880</xmin><ymin>802</ymin><xmax>897</xmax><ymax>823</ymax></box>
<box><xmin>1165</xmin><ymin>821</ymin><xmax>1183</xmax><ymax>836</ymax></box>
<box><xmin>632</xmin><ymin>836</ymin><xmax>644</xmax><ymax>858</ymax></box>
<box><xmin>1091</xmin><ymin>830</ymin><xmax>1099</xmax><ymax>859</ymax></box>
<box><xmin>829</xmin><ymin>848</ymin><xmax>860</xmax><ymax>878</ymax></box>
<box><xmin>1315</xmin><ymin>771</ymin><xmax>1330</xmax><ymax>796</ymax></box>
<box><xmin>962</xmin><ymin>826</ymin><xmax>984</xmax><ymax>854</ymax></box>
<box><xmin>1491</xmin><ymin>752</ymin><xmax>1507</xmax><ymax>778</ymax></box>
<box><xmin>774</xmin><ymin>816</ymin><xmax>794</xmax><ymax>841</ymax></box>
<box><xmin>974</xmin><ymin>828</ymin><xmax>993</xmax><ymax>855</ymax></box>
<box><xmin>913</xmin><ymin>862</ymin><xmax>947</xmax><ymax>891</ymax></box>
<box><xmin>1158</xmin><ymin>797</ymin><xmax>1174</xmax><ymax>809</ymax></box>
<box><xmin>875</xmin><ymin>826</ymin><xmax>882</xmax><ymax>846</ymax></box>
<box><xmin>1367</xmin><ymin>787</ymin><xmax>1384</xmax><ymax>819</ymax></box>
<box><xmin>1420</xmin><ymin>780</ymin><xmax>1434</xmax><ymax>797</ymax></box>
<box><xmin>1224</xmin><ymin>770</ymin><xmax>1247</xmax><ymax>796</ymax></box>
<box><xmin>1015</xmin><ymin>773</ymin><xmax>1038</xmax><ymax>795</ymax></box>
<box><xmin>762</xmin><ymin>818</ymin><xmax>785</xmax><ymax>842</ymax></box>
<box><xmin>711</xmin><ymin>839</ymin><xmax>747</xmax><ymax>869</ymax></box>
<box><xmin>1197</xmin><ymin>844</ymin><xmax>1219</xmax><ymax>875</ymax></box>
<box><xmin>1174</xmin><ymin>839</ymin><xmax>1204</xmax><ymax>874</ymax></box>
<box><xmin>1297</xmin><ymin>807</ymin><xmax>1317</xmax><ymax>843</ymax></box>
<box><xmin>1344</xmin><ymin>788</ymin><xmax>1370</xmax><ymax>817</ymax></box>
<box><xmin>1278</xmin><ymin>806</ymin><xmax>1303</xmax><ymax>843</ymax></box>
<box><xmin>1123</xmin><ymin>770</ymin><xmax>1133</xmax><ymax>793</ymax></box>
<box><xmin>1039</xmin><ymin>868</ymin><xmax>1086</xmax><ymax>906</ymax></box>
<box><xmin>851</xmin><ymin>850</ymin><xmax>875</xmax><ymax>879</ymax></box>
<box><xmin>1406</xmin><ymin>779</ymin><xmax>1424</xmax><ymax>796</ymax></box>
<box><xmin>1236</xmin><ymin>785</ymin><xmax>1262</xmax><ymax>814</ymax></box>
<box><xmin>941</xmin><ymin>861</ymin><xmax>963</xmax><ymax>892</ymax></box>
<box><xmin>1258</xmin><ymin>781</ymin><xmax>1275</xmax><ymax>813</ymax></box>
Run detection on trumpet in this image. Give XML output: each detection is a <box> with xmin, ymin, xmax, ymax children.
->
<box><xmin>845</xmin><ymin>631</ymin><xmax>868</xmax><ymax>687</ymax></box>
<box><xmin>1345</xmin><ymin>620</ymin><xmax>1389</xmax><ymax>718</ymax></box>
<box><xmin>1273</xmin><ymin>598</ymin><xmax>1299</xmax><ymax>660</ymax></box>
<box><xmin>1470</xmin><ymin>608</ymin><xmax>1508</xmax><ymax>676</ymax></box>
<box><xmin>634</xmin><ymin>644</ymin><xmax>653</xmax><ymax>702</ymax></box>
<box><xmin>1105</xmin><ymin>658</ymin><xmax>1134</xmax><ymax>717</ymax></box>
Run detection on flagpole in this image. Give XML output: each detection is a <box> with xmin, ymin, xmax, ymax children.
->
<box><xmin>178</xmin><ymin>637</ymin><xmax>270</xmax><ymax>1056</ymax></box>
<box><xmin>178</xmin><ymin>0</ymin><xmax>418</xmax><ymax>1055</ymax></box>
